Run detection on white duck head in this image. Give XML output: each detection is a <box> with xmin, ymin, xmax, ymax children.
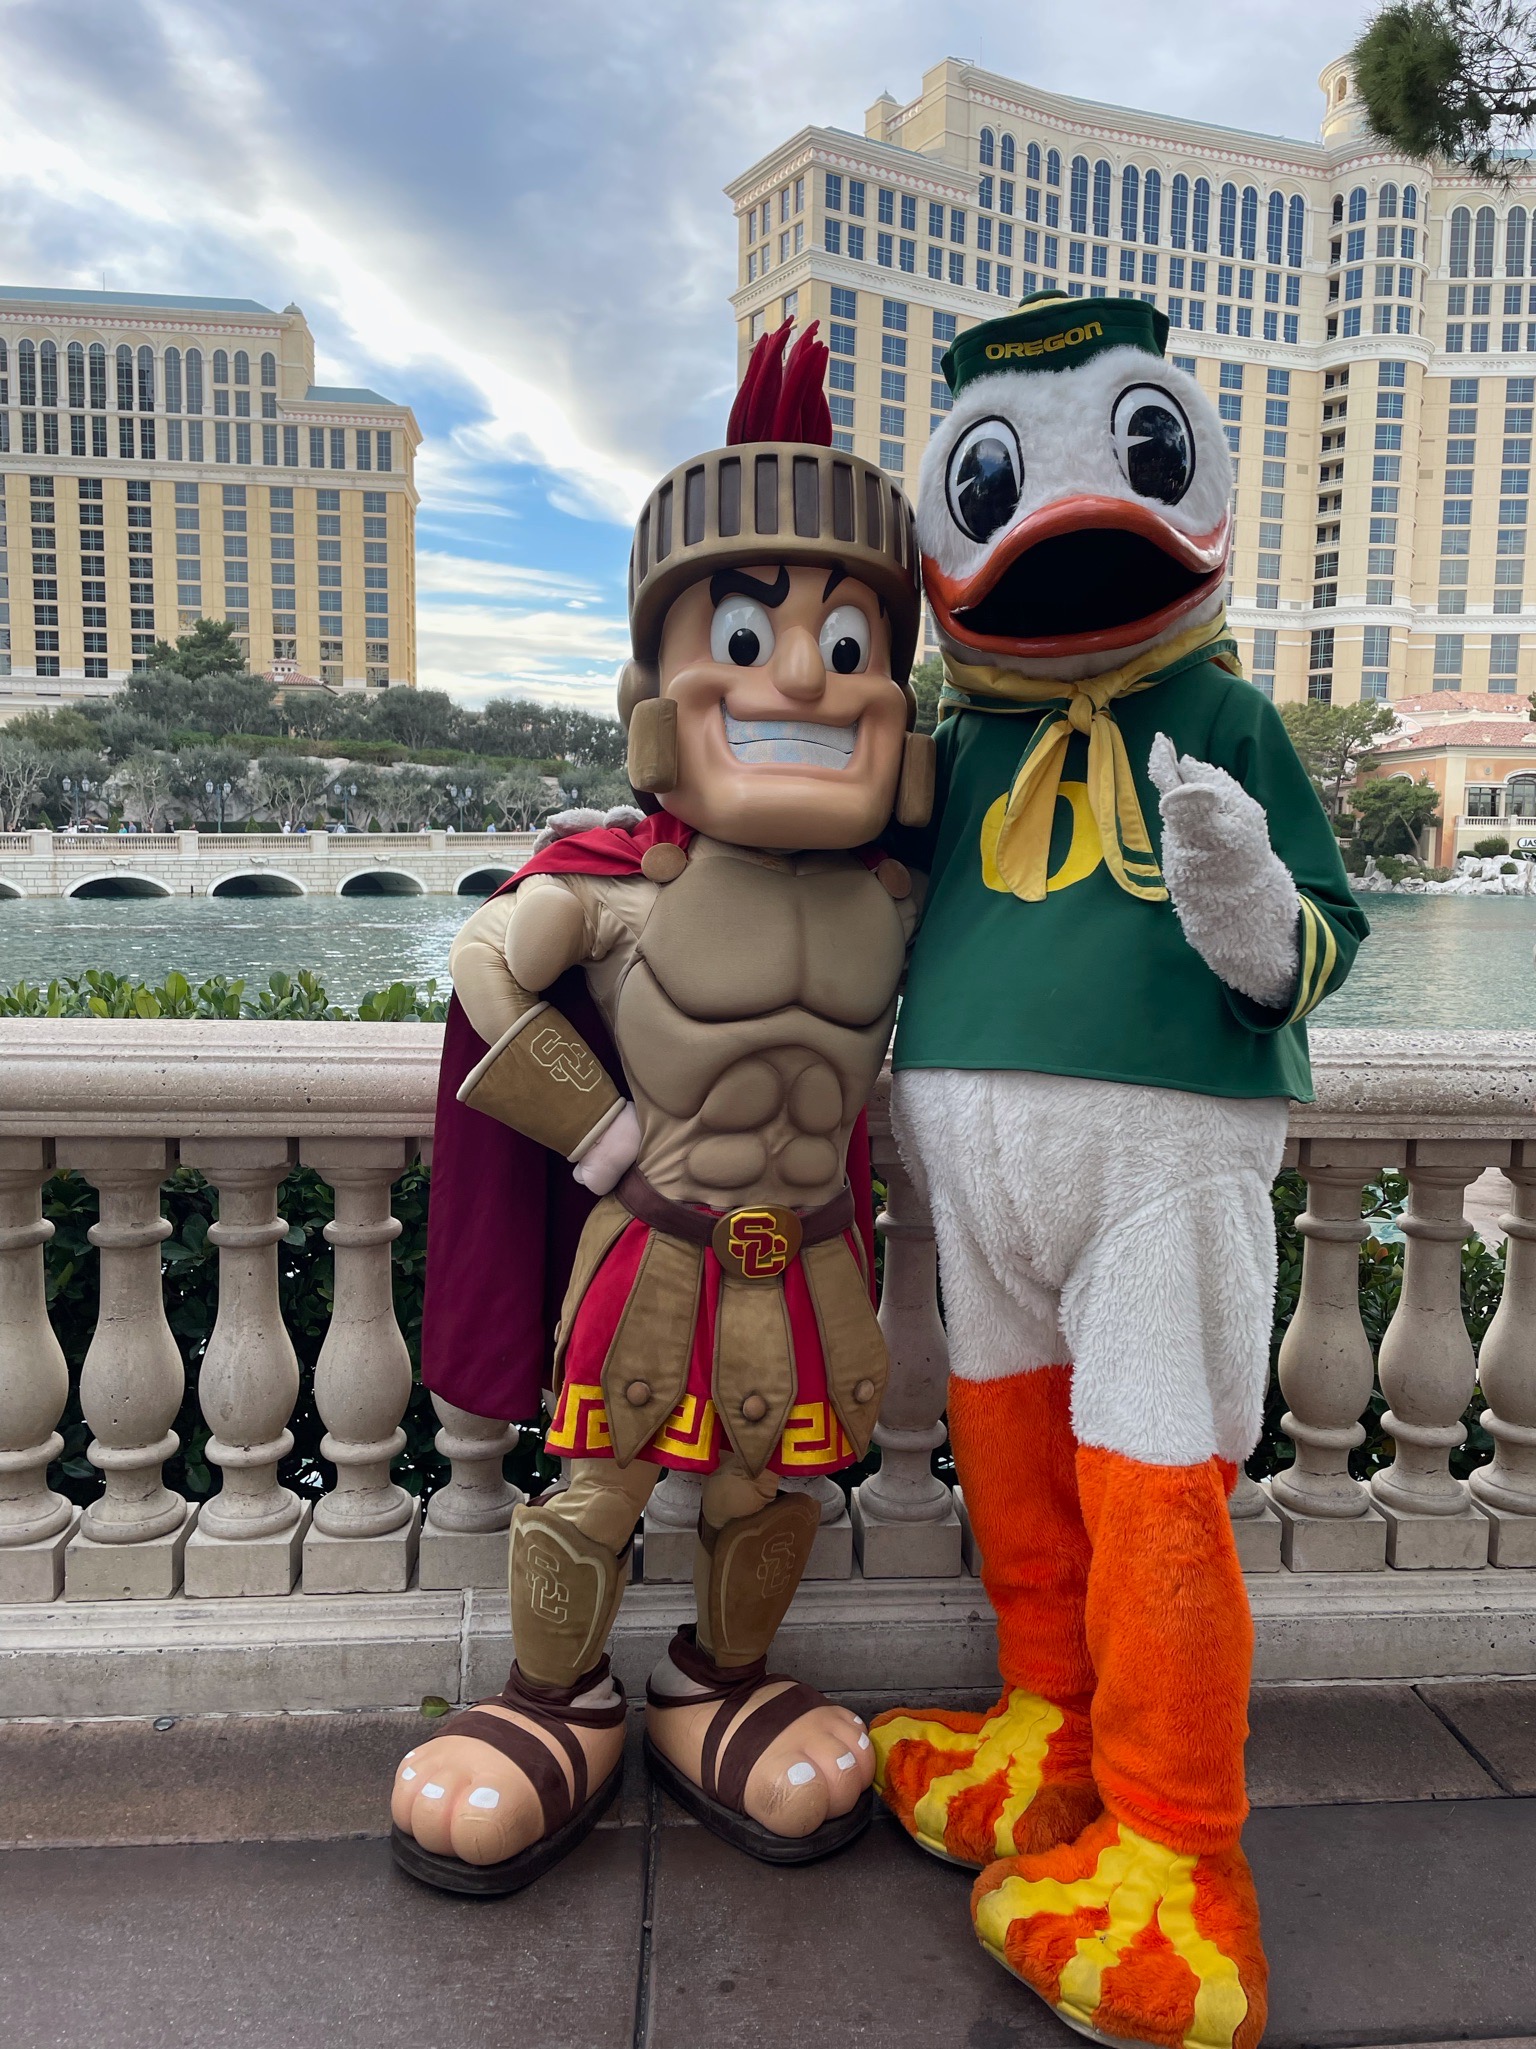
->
<box><xmin>918</xmin><ymin>295</ymin><xmax>1233</xmax><ymax>682</ymax></box>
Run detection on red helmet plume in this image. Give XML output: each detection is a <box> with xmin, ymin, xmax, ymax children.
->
<box><xmin>726</xmin><ymin>319</ymin><xmax>832</xmax><ymax>446</ymax></box>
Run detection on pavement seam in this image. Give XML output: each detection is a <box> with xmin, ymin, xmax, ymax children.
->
<box><xmin>631</xmin><ymin>1774</ymin><xmax>661</xmax><ymax>2049</ymax></box>
<box><xmin>1413</xmin><ymin>1683</ymin><xmax>1519</xmax><ymax>1796</ymax></box>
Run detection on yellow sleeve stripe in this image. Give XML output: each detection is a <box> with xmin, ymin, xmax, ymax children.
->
<box><xmin>1286</xmin><ymin>896</ymin><xmax>1338</xmax><ymax>1024</ymax></box>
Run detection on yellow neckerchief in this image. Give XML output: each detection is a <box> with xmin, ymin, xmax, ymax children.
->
<box><xmin>940</xmin><ymin>612</ymin><xmax>1241</xmax><ymax>904</ymax></box>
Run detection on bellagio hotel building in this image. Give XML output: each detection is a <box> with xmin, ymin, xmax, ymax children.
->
<box><xmin>729</xmin><ymin>56</ymin><xmax>1536</xmax><ymax>705</ymax></box>
<box><xmin>0</xmin><ymin>288</ymin><xmax>419</xmax><ymax>708</ymax></box>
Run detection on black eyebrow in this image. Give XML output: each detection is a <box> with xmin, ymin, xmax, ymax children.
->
<box><xmin>711</xmin><ymin>565</ymin><xmax>791</xmax><ymax>607</ymax></box>
<box><xmin>822</xmin><ymin>563</ymin><xmax>886</xmax><ymax>617</ymax></box>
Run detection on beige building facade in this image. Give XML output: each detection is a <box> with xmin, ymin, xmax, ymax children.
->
<box><xmin>0</xmin><ymin>288</ymin><xmax>419</xmax><ymax>714</ymax></box>
<box><xmin>727</xmin><ymin>58</ymin><xmax>1536</xmax><ymax>706</ymax></box>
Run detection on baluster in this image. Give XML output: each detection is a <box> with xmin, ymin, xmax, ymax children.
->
<box><xmin>1368</xmin><ymin>1141</ymin><xmax>1493</xmax><ymax>1569</ymax></box>
<box><xmin>419</xmin><ymin>1396</ymin><xmax>522</xmax><ymax>1589</ymax></box>
<box><xmin>0</xmin><ymin>1140</ymin><xmax>78</xmax><ymax>1600</ymax></box>
<box><xmin>1268</xmin><ymin>1141</ymin><xmax>1391</xmax><ymax>1571</ymax></box>
<box><xmin>780</xmin><ymin>1471</ymin><xmax>854</xmax><ymax>1578</ymax></box>
<box><xmin>642</xmin><ymin>1467</ymin><xmax>704</xmax><ymax>1582</ymax></box>
<box><xmin>299</xmin><ymin>1139</ymin><xmax>419</xmax><ymax>1592</ymax></box>
<box><xmin>59</xmin><ymin>1139</ymin><xmax>195</xmax><ymax>1599</ymax></box>
<box><xmin>851</xmin><ymin>1076</ymin><xmax>962</xmax><ymax>1577</ymax></box>
<box><xmin>180</xmin><ymin>1139</ymin><xmax>309</xmax><ymax>1596</ymax></box>
<box><xmin>1469</xmin><ymin>1144</ymin><xmax>1536</xmax><ymax>1564</ymax></box>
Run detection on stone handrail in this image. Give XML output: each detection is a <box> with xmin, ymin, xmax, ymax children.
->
<box><xmin>0</xmin><ymin>1023</ymin><xmax>1533</xmax><ymax>1607</ymax></box>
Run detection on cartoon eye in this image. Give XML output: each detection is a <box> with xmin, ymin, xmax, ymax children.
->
<box><xmin>710</xmin><ymin>596</ymin><xmax>776</xmax><ymax>667</ymax></box>
<box><xmin>1109</xmin><ymin>384</ymin><xmax>1195</xmax><ymax>504</ymax></box>
<box><xmin>945</xmin><ymin>417</ymin><xmax>1024</xmax><ymax>543</ymax></box>
<box><xmin>818</xmin><ymin>604</ymin><xmax>870</xmax><ymax>675</ymax></box>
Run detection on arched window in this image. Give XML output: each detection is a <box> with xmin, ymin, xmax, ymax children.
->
<box><xmin>88</xmin><ymin>342</ymin><xmax>106</xmax><ymax>410</ymax></box>
<box><xmin>1170</xmin><ymin>172</ymin><xmax>1189</xmax><ymax>248</ymax></box>
<box><xmin>1402</xmin><ymin>183</ymin><xmax>1419</xmax><ymax>219</ymax></box>
<box><xmin>115</xmin><ymin>343</ymin><xmax>134</xmax><ymax>410</ymax></box>
<box><xmin>1092</xmin><ymin>160</ymin><xmax>1111</xmax><ymax>239</ymax></box>
<box><xmin>164</xmin><ymin>346</ymin><xmax>182</xmax><ymax>413</ymax></box>
<box><xmin>1142</xmin><ymin>168</ymin><xmax>1162</xmax><ymax>244</ymax></box>
<box><xmin>260</xmin><ymin>351</ymin><xmax>276</xmax><ymax>387</ymax></box>
<box><xmin>1069</xmin><ymin>155</ymin><xmax>1089</xmax><ymax>234</ymax></box>
<box><xmin>1475</xmin><ymin>205</ymin><xmax>1496</xmax><ymax>274</ymax></box>
<box><xmin>1266</xmin><ymin>190</ymin><xmax>1284</xmax><ymax>265</ymax></box>
<box><xmin>1287</xmin><ymin>193</ymin><xmax>1306</xmax><ymax>267</ymax></box>
<box><xmin>1002</xmin><ymin>134</ymin><xmax>1018</xmax><ymax>175</ymax></box>
<box><xmin>1509</xmin><ymin>207</ymin><xmax>1529</xmax><ymax>277</ymax></box>
<box><xmin>1023</xmin><ymin>140</ymin><xmax>1038</xmax><ymax>181</ymax></box>
<box><xmin>1449</xmin><ymin>206</ymin><xmax>1471</xmax><ymax>276</ymax></box>
<box><xmin>1508</xmin><ymin>772</ymin><xmax>1536</xmax><ymax>819</ymax></box>
<box><xmin>185</xmin><ymin>348</ymin><xmax>204</xmax><ymax>414</ymax></box>
<box><xmin>979</xmin><ymin>127</ymin><xmax>995</xmax><ymax>167</ymax></box>
<box><xmin>1046</xmin><ymin>147</ymin><xmax>1061</xmax><ymax>186</ymax></box>
<box><xmin>1218</xmin><ymin>181</ymin><xmax>1237</xmax><ymax>256</ymax></box>
<box><xmin>1378</xmin><ymin>182</ymin><xmax>1399</xmax><ymax>218</ymax></box>
<box><xmin>1239</xmin><ymin>184</ymin><xmax>1258</xmax><ymax>260</ymax></box>
<box><xmin>67</xmin><ymin>341</ymin><xmax>85</xmax><ymax>410</ymax></box>
<box><xmin>233</xmin><ymin>349</ymin><xmax>249</xmax><ymax>385</ymax></box>
<box><xmin>17</xmin><ymin>339</ymin><xmax>35</xmax><ymax>406</ymax></box>
<box><xmin>1332</xmin><ymin>193</ymin><xmax>1344</xmax><ymax>223</ymax></box>
<box><xmin>1192</xmin><ymin>177</ymin><xmax>1211</xmax><ymax>253</ymax></box>
<box><xmin>137</xmin><ymin>345</ymin><xmax>155</xmax><ymax>411</ymax></box>
<box><xmin>212</xmin><ymin>348</ymin><xmax>229</xmax><ymax>384</ymax></box>
<box><xmin>39</xmin><ymin>340</ymin><xmax>58</xmax><ymax>408</ymax></box>
<box><xmin>1121</xmin><ymin>164</ymin><xmax>1140</xmax><ymax>242</ymax></box>
<box><xmin>1348</xmin><ymin>185</ymin><xmax>1367</xmax><ymax>222</ymax></box>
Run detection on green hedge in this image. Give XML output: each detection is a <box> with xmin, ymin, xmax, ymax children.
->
<box><xmin>10</xmin><ymin>972</ymin><xmax>1507</xmax><ymax>1508</ymax></box>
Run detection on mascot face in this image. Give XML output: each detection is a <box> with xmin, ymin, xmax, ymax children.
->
<box><xmin>654</xmin><ymin>562</ymin><xmax>909</xmax><ymax>851</ymax></box>
<box><xmin>918</xmin><ymin>344</ymin><xmax>1233</xmax><ymax>673</ymax></box>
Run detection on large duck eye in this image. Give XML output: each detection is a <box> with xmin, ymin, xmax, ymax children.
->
<box><xmin>946</xmin><ymin>416</ymin><xmax>1024</xmax><ymax>543</ymax></box>
<box><xmin>1109</xmin><ymin>384</ymin><xmax>1195</xmax><ymax>504</ymax></box>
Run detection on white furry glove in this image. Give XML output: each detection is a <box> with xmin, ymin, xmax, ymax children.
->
<box><xmin>532</xmin><ymin>804</ymin><xmax>643</xmax><ymax>854</ymax></box>
<box><xmin>572</xmin><ymin>1101</ymin><xmax>642</xmax><ymax>1194</ymax></box>
<box><xmin>1146</xmin><ymin>733</ymin><xmax>1300</xmax><ymax>1010</ymax></box>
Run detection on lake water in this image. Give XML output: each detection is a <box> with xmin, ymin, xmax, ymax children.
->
<box><xmin>0</xmin><ymin>888</ymin><xmax>1533</xmax><ymax>1027</ymax></box>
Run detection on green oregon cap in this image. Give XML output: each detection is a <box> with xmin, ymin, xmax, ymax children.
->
<box><xmin>941</xmin><ymin>290</ymin><xmax>1169</xmax><ymax>397</ymax></box>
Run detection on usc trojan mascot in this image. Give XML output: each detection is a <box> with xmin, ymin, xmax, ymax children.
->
<box><xmin>869</xmin><ymin>294</ymin><xmax>1367</xmax><ymax>2047</ymax></box>
<box><xmin>388</xmin><ymin>322</ymin><xmax>932</xmax><ymax>1890</ymax></box>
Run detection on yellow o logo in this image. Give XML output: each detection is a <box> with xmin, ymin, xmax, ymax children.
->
<box><xmin>980</xmin><ymin>779</ymin><xmax>1104</xmax><ymax>896</ymax></box>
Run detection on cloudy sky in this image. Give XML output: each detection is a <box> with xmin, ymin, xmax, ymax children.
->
<box><xmin>0</xmin><ymin>0</ymin><xmax>1370</xmax><ymax>709</ymax></box>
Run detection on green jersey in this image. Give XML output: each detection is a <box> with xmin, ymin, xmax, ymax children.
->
<box><xmin>891</xmin><ymin>655</ymin><xmax>1367</xmax><ymax>1102</ymax></box>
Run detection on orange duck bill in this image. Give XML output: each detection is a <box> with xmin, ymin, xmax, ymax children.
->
<box><xmin>925</xmin><ymin>494</ymin><xmax>1231</xmax><ymax>663</ymax></box>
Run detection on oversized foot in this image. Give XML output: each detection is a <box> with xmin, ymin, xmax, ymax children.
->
<box><xmin>971</xmin><ymin>1812</ymin><xmax>1266</xmax><ymax>2049</ymax></box>
<box><xmin>870</xmin><ymin>1688</ymin><xmax>1101</xmax><ymax>1868</ymax></box>
<box><xmin>644</xmin><ymin>1629</ymin><xmax>874</xmax><ymax>1862</ymax></box>
<box><xmin>389</xmin><ymin>1661</ymin><xmax>627</xmax><ymax>1894</ymax></box>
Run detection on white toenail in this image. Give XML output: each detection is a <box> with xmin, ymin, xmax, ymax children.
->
<box><xmin>786</xmin><ymin>1762</ymin><xmax>817</xmax><ymax>1786</ymax></box>
<box><xmin>421</xmin><ymin>1782</ymin><xmax>445</xmax><ymax>1799</ymax></box>
<box><xmin>836</xmin><ymin>1752</ymin><xmax>857</xmax><ymax>1771</ymax></box>
<box><xmin>404</xmin><ymin>1750</ymin><xmax>417</xmax><ymax>1760</ymax></box>
<box><xmin>467</xmin><ymin>1786</ymin><xmax>500</xmax><ymax>1810</ymax></box>
<box><xmin>857</xmin><ymin>1733</ymin><xmax>871</xmax><ymax>1750</ymax></box>
<box><xmin>400</xmin><ymin>1767</ymin><xmax>416</xmax><ymax>1781</ymax></box>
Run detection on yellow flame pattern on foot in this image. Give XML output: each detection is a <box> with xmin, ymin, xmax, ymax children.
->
<box><xmin>973</xmin><ymin>1820</ymin><xmax>1251</xmax><ymax>2049</ymax></box>
<box><xmin>871</xmin><ymin>1689</ymin><xmax>1064</xmax><ymax>1863</ymax></box>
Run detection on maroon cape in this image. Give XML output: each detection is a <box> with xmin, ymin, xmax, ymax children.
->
<box><xmin>420</xmin><ymin>814</ymin><xmax>877</xmax><ymax>1422</ymax></box>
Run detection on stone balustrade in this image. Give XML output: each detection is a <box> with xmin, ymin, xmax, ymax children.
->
<box><xmin>0</xmin><ymin>828</ymin><xmax>535</xmax><ymax>899</ymax></box>
<box><xmin>1</xmin><ymin>1022</ymin><xmax>1534</xmax><ymax>1651</ymax></box>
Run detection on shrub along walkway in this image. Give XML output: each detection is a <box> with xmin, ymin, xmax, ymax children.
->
<box><xmin>3</xmin><ymin>1681</ymin><xmax>1536</xmax><ymax>2049</ymax></box>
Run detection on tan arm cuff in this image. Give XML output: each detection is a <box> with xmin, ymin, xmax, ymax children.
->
<box><xmin>457</xmin><ymin>995</ymin><xmax>621</xmax><ymax>1158</ymax></box>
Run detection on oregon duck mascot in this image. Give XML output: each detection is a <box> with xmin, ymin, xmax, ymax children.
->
<box><xmin>870</xmin><ymin>292</ymin><xmax>1367</xmax><ymax>2048</ymax></box>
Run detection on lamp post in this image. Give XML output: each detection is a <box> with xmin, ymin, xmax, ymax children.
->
<box><xmin>203</xmin><ymin>778</ymin><xmax>232</xmax><ymax>832</ymax></box>
<box><xmin>331</xmin><ymin>780</ymin><xmax>358</xmax><ymax>831</ymax></box>
<box><xmin>447</xmin><ymin>782</ymin><xmax>474</xmax><ymax>832</ymax></box>
<box><xmin>60</xmin><ymin>776</ymin><xmax>94</xmax><ymax>830</ymax></box>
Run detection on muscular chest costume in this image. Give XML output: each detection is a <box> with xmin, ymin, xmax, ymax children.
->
<box><xmin>451</xmin><ymin>835</ymin><xmax>915</xmax><ymax>1210</ymax></box>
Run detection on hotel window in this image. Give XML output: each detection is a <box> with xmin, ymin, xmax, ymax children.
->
<box><xmin>879</xmin><ymin>438</ymin><xmax>904</xmax><ymax>473</ymax></box>
<box><xmin>927</xmin><ymin>248</ymin><xmax>943</xmax><ymax>280</ymax></box>
<box><xmin>261</xmin><ymin>425</ymin><xmax>278</xmax><ymax>466</ymax></box>
<box><xmin>878</xmin><ymin>188</ymin><xmax>894</xmax><ymax>226</ymax></box>
<box><xmin>1069</xmin><ymin>156</ymin><xmax>1088</xmax><ymax>234</ymax></box>
<box><xmin>949</xmin><ymin>252</ymin><xmax>965</xmax><ymax>286</ymax></box>
<box><xmin>880</xmin><ymin>368</ymin><xmax>907</xmax><ymax>402</ymax></box>
<box><xmin>900</xmin><ymin>194</ymin><xmax>916</xmax><ymax>233</ymax></box>
<box><xmin>877</xmin><ymin>232</ymin><xmax>893</xmax><ymax>266</ymax></box>
<box><xmin>1490</xmin><ymin>635</ymin><xmax>1520</xmax><ymax>690</ymax></box>
<box><xmin>1308</xmin><ymin>629</ymin><xmax>1334</xmax><ymax>701</ymax></box>
<box><xmin>825</xmin><ymin>173</ymin><xmax>842</xmax><ymax>211</ymax></box>
<box><xmin>309</xmin><ymin>428</ymin><xmax>326</xmax><ymax>468</ymax></box>
<box><xmin>212</xmin><ymin>348</ymin><xmax>228</xmax><ymax>386</ymax></box>
<box><xmin>115</xmin><ymin>344</ymin><xmax>133</xmax><ymax>411</ymax></box>
<box><xmin>1170</xmin><ymin>173</ymin><xmax>1189</xmax><ymax>249</ymax></box>
<box><xmin>950</xmin><ymin>208</ymin><xmax>965</xmax><ymax>243</ymax></box>
<box><xmin>1191</xmin><ymin>177</ymin><xmax>1211</xmax><ymax>253</ymax></box>
<box><xmin>329</xmin><ymin>428</ymin><xmax>345</xmax><ymax>470</ymax></box>
<box><xmin>980</xmin><ymin>127</ymin><xmax>995</xmax><ymax>167</ymax></box>
<box><xmin>847</xmin><ymin>225</ymin><xmax>865</xmax><ymax>260</ymax></box>
<box><xmin>1250</xmin><ymin>628</ymin><xmax>1277</xmax><ymax>695</ymax></box>
<box><xmin>183</xmin><ymin>347</ymin><xmax>203</xmax><ymax>414</ymax></box>
<box><xmin>848</xmin><ymin>181</ymin><xmax>865</xmax><ymax>217</ymax></box>
<box><xmin>1121</xmin><ymin>165</ymin><xmax>1139</xmax><ymax>243</ymax></box>
<box><xmin>1001</xmin><ymin>181</ymin><xmax>1015</xmax><ymax>216</ymax></box>
<box><xmin>1238</xmin><ymin>185</ymin><xmax>1257</xmax><ymax>260</ymax></box>
<box><xmin>928</xmin><ymin>201</ymin><xmax>945</xmax><ymax>239</ymax></box>
<box><xmin>1218</xmin><ymin>181</ymin><xmax>1237</xmax><ymax>256</ymax></box>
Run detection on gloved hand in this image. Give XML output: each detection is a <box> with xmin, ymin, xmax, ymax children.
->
<box><xmin>573</xmin><ymin>1101</ymin><xmax>642</xmax><ymax>1194</ymax></box>
<box><xmin>1146</xmin><ymin>732</ymin><xmax>1300</xmax><ymax>1010</ymax></box>
<box><xmin>533</xmin><ymin>805</ymin><xmax>644</xmax><ymax>854</ymax></box>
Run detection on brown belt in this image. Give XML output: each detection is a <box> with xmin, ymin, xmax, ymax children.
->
<box><xmin>616</xmin><ymin>1167</ymin><xmax>853</xmax><ymax>1251</ymax></box>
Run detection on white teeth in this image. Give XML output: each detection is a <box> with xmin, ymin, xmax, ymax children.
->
<box><xmin>723</xmin><ymin>709</ymin><xmax>858</xmax><ymax>768</ymax></box>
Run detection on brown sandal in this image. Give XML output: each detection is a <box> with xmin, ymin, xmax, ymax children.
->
<box><xmin>390</xmin><ymin>1657</ymin><xmax>627</xmax><ymax>1897</ymax></box>
<box><xmin>643</xmin><ymin>1628</ymin><xmax>871</xmax><ymax>1864</ymax></box>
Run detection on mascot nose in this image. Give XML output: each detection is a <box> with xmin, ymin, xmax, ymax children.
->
<box><xmin>772</xmin><ymin>624</ymin><xmax>828</xmax><ymax>702</ymax></box>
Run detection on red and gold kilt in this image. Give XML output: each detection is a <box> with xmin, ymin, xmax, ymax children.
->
<box><xmin>545</xmin><ymin>1214</ymin><xmax>860</xmax><ymax>1476</ymax></box>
